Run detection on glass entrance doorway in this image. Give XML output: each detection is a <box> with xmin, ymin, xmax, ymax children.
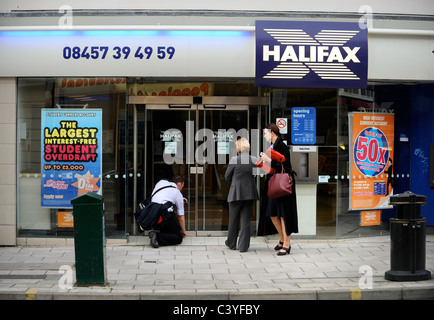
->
<box><xmin>127</xmin><ymin>96</ymin><xmax>265</xmax><ymax>236</ymax></box>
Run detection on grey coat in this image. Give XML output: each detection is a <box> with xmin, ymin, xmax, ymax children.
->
<box><xmin>225</xmin><ymin>153</ymin><xmax>260</xmax><ymax>203</ymax></box>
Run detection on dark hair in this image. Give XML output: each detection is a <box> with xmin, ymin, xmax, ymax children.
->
<box><xmin>265</xmin><ymin>123</ymin><xmax>281</xmax><ymax>137</ymax></box>
<box><xmin>172</xmin><ymin>175</ymin><xmax>185</xmax><ymax>184</ymax></box>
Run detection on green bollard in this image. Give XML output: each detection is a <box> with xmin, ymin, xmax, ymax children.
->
<box><xmin>71</xmin><ymin>192</ymin><xmax>106</xmax><ymax>286</ymax></box>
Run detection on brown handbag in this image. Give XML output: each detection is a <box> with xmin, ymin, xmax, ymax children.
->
<box><xmin>267</xmin><ymin>166</ymin><xmax>293</xmax><ymax>199</ymax></box>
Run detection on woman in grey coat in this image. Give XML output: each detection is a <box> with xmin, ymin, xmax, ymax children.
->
<box><xmin>224</xmin><ymin>138</ymin><xmax>259</xmax><ymax>252</ymax></box>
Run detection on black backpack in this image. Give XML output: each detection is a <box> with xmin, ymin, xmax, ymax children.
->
<box><xmin>134</xmin><ymin>185</ymin><xmax>175</xmax><ymax>232</ymax></box>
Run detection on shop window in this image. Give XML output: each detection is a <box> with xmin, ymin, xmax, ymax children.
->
<box><xmin>336</xmin><ymin>86</ymin><xmax>404</xmax><ymax>238</ymax></box>
<box><xmin>17</xmin><ymin>78</ymin><xmax>127</xmax><ymax>237</ymax></box>
<box><xmin>269</xmin><ymin>88</ymin><xmax>338</xmax><ymax>238</ymax></box>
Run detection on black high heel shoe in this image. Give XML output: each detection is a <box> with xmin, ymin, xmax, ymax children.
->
<box><xmin>274</xmin><ymin>241</ymin><xmax>284</xmax><ymax>250</ymax></box>
<box><xmin>277</xmin><ymin>246</ymin><xmax>291</xmax><ymax>256</ymax></box>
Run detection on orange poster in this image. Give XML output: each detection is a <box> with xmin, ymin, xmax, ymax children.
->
<box><xmin>349</xmin><ymin>113</ymin><xmax>394</xmax><ymax>210</ymax></box>
<box><xmin>361</xmin><ymin>210</ymin><xmax>381</xmax><ymax>226</ymax></box>
<box><xmin>58</xmin><ymin>211</ymin><xmax>74</xmax><ymax>228</ymax></box>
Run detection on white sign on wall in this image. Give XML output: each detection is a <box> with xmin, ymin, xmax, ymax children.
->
<box><xmin>0</xmin><ymin>30</ymin><xmax>254</xmax><ymax>77</ymax></box>
<box><xmin>276</xmin><ymin>118</ymin><xmax>288</xmax><ymax>134</ymax></box>
<box><xmin>1</xmin><ymin>27</ymin><xmax>433</xmax><ymax>81</ymax></box>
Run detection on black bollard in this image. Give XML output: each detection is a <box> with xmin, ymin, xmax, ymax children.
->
<box><xmin>385</xmin><ymin>191</ymin><xmax>431</xmax><ymax>281</ymax></box>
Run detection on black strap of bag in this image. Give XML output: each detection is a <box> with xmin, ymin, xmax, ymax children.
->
<box><xmin>139</xmin><ymin>184</ymin><xmax>176</xmax><ymax>209</ymax></box>
<box><xmin>151</xmin><ymin>184</ymin><xmax>176</xmax><ymax>198</ymax></box>
<box><xmin>135</xmin><ymin>184</ymin><xmax>177</xmax><ymax>232</ymax></box>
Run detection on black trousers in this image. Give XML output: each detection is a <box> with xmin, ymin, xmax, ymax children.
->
<box><xmin>226</xmin><ymin>200</ymin><xmax>254</xmax><ymax>252</ymax></box>
<box><xmin>156</xmin><ymin>216</ymin><xmax>183</xmax><ymax>246</ymax></box>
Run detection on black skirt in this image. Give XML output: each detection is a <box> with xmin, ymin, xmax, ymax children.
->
<box><xmin>257</xmin><ymin>172</ymin><xmax>299</xmax><ymax>236</ymax></box>
<box><xmin>257</xmin><ymin>137</ymin><xmax>299</xmax><ymax>236</ymax></box>
<box><xmin>267</xmin><ymin>196</ymin><xmax>289</xmax><ymax>218</ymax></box>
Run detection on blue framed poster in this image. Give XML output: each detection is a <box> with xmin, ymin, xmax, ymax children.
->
<box><xmin>291</xmin><ymin>107</ymin><xmax>316</xmax><ymax>145</ymax></box>
<box><xmin>256</xmin><ymin>20</ymin><xmax>368</xmax><ymax>88</ymax></box>
<box><xmin>41</xmin><ymin>109</ymin><xmax>102</xmax><ymax>208</ymax></box>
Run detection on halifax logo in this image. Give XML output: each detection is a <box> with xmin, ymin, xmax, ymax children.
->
<box><xmin>255</xmin><ymin>21</ymin><xmax>368</xmax><ymax>88</ymax></box>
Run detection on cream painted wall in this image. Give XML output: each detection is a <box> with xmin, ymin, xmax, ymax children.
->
<box><xmin>0</xmin><ymin>78</ymin><xmax>16</xmax><ymax>246</ymax></box>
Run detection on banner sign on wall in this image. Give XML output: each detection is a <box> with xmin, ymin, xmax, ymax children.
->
<box><xmin>0</xmin><ymin>30</ymin><xmax>253</xmax><ymax>77</ymax></box>
<box><xmin>41</xmin><ymin>109</ymin><xmax>102</xmax><ymax>208</ymax></box>
<box><xmin>255</xmin><ymin>20</ymin><xmax>368</xmax><ymax>88</ymax></box>
<box><xmin>349</xmin><ymin>112</ymin><xmax>394</xmax><ymax>210</ymax></box>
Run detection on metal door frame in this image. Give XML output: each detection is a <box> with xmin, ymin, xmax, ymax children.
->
<box><xmin>128</xmin><ymin>96</ymin><xmax>266</xmax><ymax>236</ymax></box>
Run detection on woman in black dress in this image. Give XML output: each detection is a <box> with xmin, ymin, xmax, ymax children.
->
<box><xmin>259</xmin><ymin>123</ymin><xmax>298</xmax><ymax>255</ymax></box>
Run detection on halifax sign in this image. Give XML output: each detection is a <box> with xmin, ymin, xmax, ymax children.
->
<box><xmin>255</xmin><ymin>21</ymin><xmax>368</xmax><ymax>88</ymax></box>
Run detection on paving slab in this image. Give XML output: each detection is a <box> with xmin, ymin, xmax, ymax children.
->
<box><xmin>0</xmin><ymin>235</ymin><xmax>433</xmax><ymax>301</ymax></box>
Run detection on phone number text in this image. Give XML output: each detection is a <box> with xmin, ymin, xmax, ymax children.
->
<box><xmin>62</xmin><ymin>46</ymin><xmax>175</xmax><ymax>60</ymax></box>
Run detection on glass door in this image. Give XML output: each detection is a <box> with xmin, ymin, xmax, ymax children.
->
<box><xmin>143</xmin><ymin>105</ymin><xmax>198</xmax><ymax>234</ymax></box>
<box><xmin>127</xmin><ymin>95</ymin><xmax>265</xmax><ymax>236</ymax></box>
<box><xmin>196</xmin><ymin>105</ymin><xmax>249</xmax><ymax>235</ymax></box>
<box><xmin>139</xmin><ymin>104</ymin><xmax>250</xmax><ymax>235</ymax></box>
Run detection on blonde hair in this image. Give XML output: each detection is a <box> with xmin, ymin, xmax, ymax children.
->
<box><xmin>236</xmin><ymin>137</ymin><xmax>250</xmax><ymax>154</ymax></box>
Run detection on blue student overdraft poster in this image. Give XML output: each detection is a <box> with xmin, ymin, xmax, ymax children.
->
<box><xmin>41</xmin><ymin>109</ymin><xmax>102</xmax><ymax>208</ymax></box>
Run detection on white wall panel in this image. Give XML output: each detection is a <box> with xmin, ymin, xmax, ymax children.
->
<box><xmin>0</xmin><ymin>29</ymin><xmax>254</xmax><ymax>77</ymax></box>
<box><xmin>1</xmin><ymin>0</ymin><xmax>434</xmax><ymax>16</ymax></box>
<box><xmin>368</xmin><ymin>33</ymin><xmax>434</xmax><ymax>81</ymax></box>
